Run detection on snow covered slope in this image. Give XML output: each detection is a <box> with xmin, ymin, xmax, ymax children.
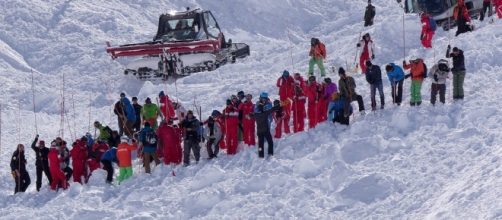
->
<box><xmin>1</xmin><ymin>0</ymin><xmax>502</xmax><ymax>219</ymax></box>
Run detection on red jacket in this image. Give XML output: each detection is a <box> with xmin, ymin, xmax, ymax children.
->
<box><xmin>421</xmin><ymin>15</ymin><xmax>434</xmax><ymax>34</ymax></box>
<box><xmin>305</xmin><ymin>81</ymin><xmax>320</xmax><ymax>103</ymax></box>
<box><xmin>160</xmin><ymin>96</ymin><xmax>175</xmax><ymax>119</ymax></box>
<box><xmin>48</xmin><ymin>148</ymin><xmax>62</xmax><ymax>173</ymax></box>
<box><xmin>453</xmin><ymin>2</ymin><xmax>471</xmax><ymax>22</ymax></box>
<box><xmin>70</xmin><ymin>140</ymin><xmax>88</xmax><ymax>165</ymax></box>
<box><xmin>309</xmin><ymin>43</ymin><xmax>327</xmax><ymax>59</ymax></box>
<box><xmin>277</xmin><ymin>76</ymin><xmax>295</xmax><ymax>100</ymax></box>
<box><xmin>92</xmin><ymin>142</ymin><xmax>109</xmax><ymax>161</ymax></box>
<box><xmin>116</xmin><ymin>143</ymin><xmax>138</xmax><ymax>167</ymax></box>
<box><xmin>238</xmin><ymin>101</ymin><xmax>255</xmax><ymax>120</ymax></box>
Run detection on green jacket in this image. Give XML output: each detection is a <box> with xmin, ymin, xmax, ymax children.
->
<box><xmin>97</xmin><ymin>125</ymin><xmax>111</xmax><ymax>140</ymax></box>
<box><xmin>141</xmin><ymin>103</ymin><xmax>159</xmax><ymax>119</ymax></box>
<box><xmin>338</xmin><ymin>76</ymin><xmax>357</xmax><ymax>98</ymax></box>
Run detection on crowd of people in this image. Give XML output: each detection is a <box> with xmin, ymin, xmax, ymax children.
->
<box><xmin>9</xmin><ymin>0</ymin><xmax>499</xmax><ymax>194</ymax></box>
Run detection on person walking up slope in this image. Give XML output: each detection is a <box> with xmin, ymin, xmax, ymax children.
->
<box><xmin>308</xmin><ymin>38</ymin><xmax>327</xmax><ymax>77</ymax></box>
<box><xmin>357</xmin><ymin>33</ymin><xmax>375</xmax><ymax>73</ymax></box>
<box><xmin>364</xmin><ymin>0</ymin><xmax>376</xmax><ymax>27</ymax></box>
<box><xmin>420</xmin><ymin>12</ymin><xmax>436</xmax><ymax>48</ymax></box>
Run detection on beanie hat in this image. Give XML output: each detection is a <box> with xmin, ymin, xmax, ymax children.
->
<box><xmin>132</xmin><ymin>97</ymin><xmax>138</xmax><ymax>101</ymax></box>
<box><xmin>145</xmin><ymin>97</ymin><xmax>152</xmax><ymax>103</ymax></box>
<box><xmin>452</xmin><ymin>47</ymin><xmax>459</xmax><ymax>52</ymax></box>
<box><xmin>365</xmin><ymin>60</ymin><xmax>372</xmax><ymax>67</ymax></box>
<box><xmin>282</xmin><ymin>70</ymin><xmax>290</xmax><ymax>77</ymax></box>
<box><xmin>187</xmin><ymin>110</ymin><xmax>194</xmax><ymax>115</ymax></box>
<box><xmin>385</xmin><ymin>64</ymin><xmax>393</xmax><ymax>72</ymax></box>
<box><xmin>120</xmin><ymin>92</ymin><xmax>126</xmax><ymax>98</ymax></box>
<box><xmin>324</xmin><ymin>78</ymin><xmax>332</xmax><ymax>84</ymax></box>
<box><xmin>226</xmin><ymin>99</ymin><xmax>232</xmax><ymax>106</ymax></box>
<box><xmin>159</xmin><ymin>91</ymin><xmax>165</xmax><ymax>97</ymax></box>
<box><xmin>309</xmin><ymin>75</ymin><xmax>316</xmax><ymax>81</ymax></box>
<box><xmin>211</xmin><ymin>110</ymin><xmax>222</xmax><ymax>117</ymax></box>
<box><xmin>39</xmin><ymin>140</ymin><xmax>45</xmax><ymax>145</ymax></box>
<box><xmin>237</xmin><ymin>91</ymin><xmax>245</xmax><ymax>97</ymax></box>
<box><xmin>338</xmin><ymin>67</ymin><xmax>346</xmax><ymax>75</ymax></box>
<box><xmin>259</xmin><ymin>92</ymin><xmax>269</xmax><ymax>99</ymax></box>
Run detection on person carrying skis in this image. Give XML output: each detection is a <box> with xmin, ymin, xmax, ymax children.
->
<box><xmin>364</xmin><ymin>0</ymin><xmax>376</xmax><ymax>27</ymax></box>
<box><xmin>11</xmin><ymin>144</ymin><xmax>31</xmax><ymax>194</ymax></box>
<box><xmin>329</xmin><ymin>93</ymin><xmax>353</xmax><ymax>125</ymax></box>
<box><xmin>181</xmin><ymin>110</ymin><xmax>202</xmax><ymax>165</ymax></box>
<box><xmin>204</xmin><ymin>115</ymin><xmax>223</xmax><ymax>159</ymax></box>
<box><xmin>365</xmin><ymin>61</ymin><xmax>385</xmax><ymax>110</ymax></box>
<box><xmin>357</xmin><ymin>33</ymin><xmax>375</xmax><ymax>73</ymax></box>
<box><xmin>238</xmin><ymin>94</ymin><xmax>256</xmax><ymax>146</ymax></box>
<box><xmin>338</xmin><ymin>68</ymin><xmax>365</xmax><ymax>115</ymax></box>
<box><xmin>292</xmin><ymin>81</ymin><xmax>306</xmax><ymax>133</ymax></box>
<box><xmin>429</xmin><ymin>59</ymin><xmax>451</xmax><ymax>105</ymax></box>
<box><xmin>453</xmin><ymin>0</ymin><xmax>473</xmax><ymax>36</ymax></box>
<box><xmin>132</xmin><ymin>97</ymin><xmax>142</xmax><ymax>132</ymax></box>
<box><xmin>223</xmin><ymin>99</ymin><xmax>239</xmax><ymax>154</ymax></box>
<box><xmin>420</xmin><ymin>12</ymin><xmax>435</xmax><ymax>48</ymax></box>
<box><xmin>276</xmin><ymin>70</ymin><xmax>294</xmax><ymax>136</ymax></box>
<box><xmin>113</xmin><ymin>94</ymin><xmax>126</xmax><ymax>136</ymax></box>
<box><xmin>141</xmin><ymin>97</ymin><xmax>160</xmax><ymax>130</ymax></box>
<box><xmin>157</xmin><ymin>119</ymin><xmax>182</xmax><ymax>164</ymax></box>
<box><xmin>93</xmin><ymin>121</ymin><xmax>112</xmax><ymax>144</ymax></box>
<box><xmin>159</xmin><ymin>91</ymin><xmax>176</xmax><ymax>121</ymax></box>
<box><xmin>385</xmin><ymin>63</ymin><xmax>405</xmax><ymax>106</ymax></box>
<box><xmin>116</xmin><ymin>136</ymin><xmax>138</xmax><ymax>184</ymax></box>
<box><xmin>403</xmin><ymin>58</ymin><xmax>427</xmax><ymax>106</ymax></box>
<box><xmin>31</xmin><ymin>135</ymin><xmax>51</xmax><ymax>191</ymax></box>
<box><xmin>101</xmin><ymin>146</ymin><xmax>118</xmax><ymax>183</ymax></box>
<box><xmin>305</xmin><ymin>76</ymin><xmax>321</xmax><ymax>128</ymax></box>
<box><xmin>308</xmin><ymin>38</ymin><xmax>327</xmax><ymax>77</ymax></box>
<box><xmin>70</xmin><ymin>139</ymin><xmax>88</xmax><ymax>184</ymax></box>
<box><xmin>247</xmin><ymin>92</ymin><xmax>281</xmax><ymax>158</ymax></box>
<box><xmin>48</xmin><ymin>141</ymin><xmax>69</xmax><ymax>190</ymax></box>
<box><xmin>446</xmin><ymin>45</ymin><xmax>466</xmax><ymax>100</ymax></box>
<box><xmin>139</xmin><ymin>122</ymin><xmax>161</xmax><ymax>173</ymax></box>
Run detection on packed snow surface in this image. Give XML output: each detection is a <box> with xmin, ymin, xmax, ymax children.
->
<box><xmin>1</xmin><ymin>0</ymin><xmax>502</xmax><ymax>219</ymax></box>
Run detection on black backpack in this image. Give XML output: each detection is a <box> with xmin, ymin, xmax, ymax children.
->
<box><xmin>422</xmin><ymin>63</ymin><xmax>428</xmax><ymax>78</ymax></box>
<box><xmin>144</xmin><ymin>130</ymin><xmax>157</xmax><ymax>145</ymax></box>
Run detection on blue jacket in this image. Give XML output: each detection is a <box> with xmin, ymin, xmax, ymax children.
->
<box><xmin>386</xmin><ymin>63</ymin><xmax>405</xmax><ymax>84</ymax></box>
<box><xmin>101</xmin><ymin>147</ymin><xmax>117</xmax><ymax>162</ymax></box>
<box><xmin>329</xmin><ymin>98</ymin><xmax>350</xmax><ymax>115</ymax></box>
<box><xmin>253</xmin><ymin>100</ymin><xmax>274</xmax><ymax>134</ymax></box>
<box><xmin>139</xmin><ymin>126</ymin><xmax>157</xmax><ymax>152</ymax></box>
<box><xmin>365</xmin><ymin>65</ymin><xmax>382</xmax><ymax>85</ymax></box>
<box><xmin>121</xmin><ymin>97</ymin><xmax>136</xmax><ymax>122</ymax></box>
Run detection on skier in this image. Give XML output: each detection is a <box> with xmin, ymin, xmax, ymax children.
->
<box><xmin>429</xmin><ymin>59</ymin><xmax>451</xmax><ymax>105</ymax></box>
<box><xmin>338</xmin><ymin>68</ymin><xmax>365</xmax><ymax>115</ymax></box>
<box><xmin>238</xmin><ymin>94</ymin><xmax>256</xmax><ymax>146</ymax></box>
<box><xmin>385</xmin><ymin>63</ymin><xmax>405</xmax><ymax>106</ymax></box>
<box><xmin>403</xmin><ymin>58</ymin><xmax>427</xmax><ymax>106</ymax></box>
<box><xmin>480</xmin><ymin>0</ymin><xmax>493</xmax><ymax>21</ymax></box>
<box><xmin>292</xmin><ymin>82</ymin><xmax>307</xmax><ymax>133</ymax></box>
<box><xmin>48</xmin><ymin>142</ymin><xmax>69</xmax><ymax>190</ymax></box>
<box><xmin>11</xmin><ymin>144</ymin><xmax>31</xmax><ymax>194</ymax></box>
<box><xmin>364</xmin><ymin>0</ymin><xmax>376</xmax><ymax>27</ymax></box>
<box><xmin>323</xmin><ymin>78</ymin><xmax>338</xmax><ymax>120</ymax></box>
<box><xmin>116</xmin><ymin>136</ymin><xmax>138</xmax><ymax>184</ymax></box>
<box><xmin>141</xmin><ymin>97</ymin><xmax>160</xmax><ymax>130</ymax></box>
<box><xmin>70</xmin><ymin>139</ymin><xmax>88</xmax><ymax>184</ymax></box>
<box><xmin>120</xmin><ymin>93</ymin><xmax>137</xmax><ymax>138</ymax></box>
<box><xmin>365</xmin><ymin>61</ymin><xmax>385</xmax><ymax>110</ymax></box>
<box><xmin>453</xmin><ymin>0</ymin><xmax>473</xmax><ymax>36</ymax></box>
<box><xmin>100</xmin><ymin>146</ymin><xmax>117</xmax><ymax>184</ymax></box>
<box><xmin>139</xmin><ymin>122</ymin><xmax>161</xmax><ymax>173</ymax></box>
<box><xmin>157</xmin><ymin>119</ymin><xmax>182</xmax><ymax>165</ymax></box>
<box><xmin>31</xmin><ymin>135</ymin><xmax>51</xmax><ymax>191</ymax></box>
<box><xmin>132</xmin><ymin>97</ymin><xmax>142</xmax><ymax>132</ymax></box>
<box><xmin>181</xmin><ymin>110</ymin><xmax>201</xmax><ymax>165</ymax></box>
<box><xmin>446</xmin><ymin>45</ymin><xmax>466</xmax><ymax>100</ymax></box>
<box><xmin>204</xmin><ymin>115</ymin><xmax>223</xmax><ymax>159</ymax></box>
<box><xmin>276</xmin><ymin>70</ymin><xmax>294</xmax><ymax>136</ymax></box>
<box><xmin>58</xmin><ymin>141</ymin><xmax>73</xmax><ymax>181</ymax></box>
<box><xmin>223</xmin><ymin>99</ymin><xmax>239</xmax><ymax>154</ymax></box>
<box><xmin>93</xmin><ymin>121</ymin><xmax>112</xmax><ymax>144</ymax></box>
<box><xmin>305</xmin><ymin>76</ymin><xmax>321</xmax><ymax>128</ymax></box>
<box><xmin>496</xmin><ymin>0</ymin><xmax>502</xmax><ymax>18</ymax></box>
<box><xmin>357</xmin><ymin>33</ymin><xmax>375</xmax><ymax>73</ymax></box>
<box><xmin>420</xmin><ymin>12</ymin><xmax>435</xmax><ymax>48</ymax></box>
<box><xmin>159</xmin><ymin>91</ymin><xmax>176</xmax><ymax>121</ymax></box>
<box><xmin>308</xmin><ymin>38</ymin><xmax>327</xmax><ymax>77</ymax></box>
<box><xmin>247</xmin><ymin>92</ymin><xmax>281</xmax><ymax>158</ymax></box>
<box><xmin>329</xmin><ymin>93</ymin><xmax>353</xmax><ymax>125</ymax></box>
<box><xmin>113</xmin><ymin>94</ymin><xmax>126</xmax><ymax>136</ymax></box>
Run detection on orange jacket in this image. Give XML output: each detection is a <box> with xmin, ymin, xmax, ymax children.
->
<box><xmin>116</xmin><ymin>142</ymin><xmax>138</xmax><ymax>167</ymax></box>
<box><xmin>404</xmin><ymin>59</ymin><xmax>425</xmax><ymax>80</ymax></box>
<box><xmin>453</xmin><ymin>3</ymin><xmax>471</xmax><ymax>22</ymax></box>
<box><xmin>309</xmin><ymin>43</ymin><xmax>326</xmax><ymax>59</ymax></box>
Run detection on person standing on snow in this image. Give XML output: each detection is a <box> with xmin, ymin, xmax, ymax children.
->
<box><xmin>247</xmin><ymin>92</ymin><xmax>281</xmax><ymax>158</ymax></box>
<box><xmin>238</xmin><ymin>94</ymin><xmax>256</xmax><ymax>146</ymax></box>
<box><xmin>58</xmin><ymin>141</ymin><xmax>73</xmax><ymax>181</ymax></box>
<box><xmin>48</xmin><ymin>142</ymin><xmax>69</xmax><ymax>191</ymax></box>
<box><xmin>446</xmin><ymin>45</ymin><xmax>466</xmax><ymax>100</ymax></box>
<box><xmin>292</xmin><ymin>82</ymin><xmax>307</xmax><ymax>133</ymax></box>
<box><xmin>364</xmin><ymin>0</ymin><xmax>376</xmax><ymax>27</ymax></box>
<box><xmin>420</xmin><ymin>12</ymin><xmax>435</xmax><ymax>48</ymax></box>
<box><xmin>139</xmin><ymin>122</ymin><xmax>161</xmax><ymax>173</ymax></box>
<box><xmin>308</xmin><ymin>38</ymin><xmax>327</xmax><ymax>77</ymax></box>
<box><xmin>11</xmin><ymin>144</ymin><xmax>31</xmax><ymax>194</ymax></box>
<box><xmin>453</xmin><ymin>0</ymin><xmax>473</xmax><ymax>36</ymax></box>
<box><xmin>116</xmin><ymin>136</ymin><xmax>138</xmax><ymax>184</ymax></box>
<box><xmin>403</xmin><ymin>58</ymin><xmax>427</xmax><ymax>106</ymax></box>
<box><xmin>101</xmin><ymin>146</ymin><xmax>118</xmax><ymax>183</ymax></box>
<box><xmin>119</xmin><ymin>93</ymin><xmax>137</xmax><ymax>138</ymax></box>
<box><xmin>323</xmin><ymin>77</ymin><xmax>338</xmax><ymax>120</ymax></box>
<box><xmin>113</xmin><ymin>94</ymin><xmax>126</xmax><ymax>136</ymax></box>
<box><xmin>479</xmin><ymin>0</ymin><xmax>493</xmax><ymax>21</ymax></box>
<box><xmin>429</xmin><ymin>59</ymin><xmax>451</xmax><ymax>105</ymax></box>
<box><xmin>31</xmin><ymin>135</ymin><xmax>51</xmax><ymax>191</ymax></box>
<box><xmin>181</xmin><ymin>111</ymin><xmax>202</xmax><ymax>165</ymax></box>
<box><xmin>132</xmin><ymin>97</ymin><xmax>142</xmax><ymax>132</ymax></box>
<box><xmin>141</xmin><ymin>97</ymin><xmax>160</xmax><ymax>130</ymax></box>
<box><xmin>223</xmin><ymin>99</ymin><xmax>239</xmax><ymax>154</ymax></box>
<box><xmin>305</xmin><ymin>76</ymin><xmax>321</xmax><ymax>128</ymax></box>
<box><xmin>338</xmin><ymin>68</ymin><xmax>365</xmax><ymax>115</ymax></box>
<box><xmin>385</xmin><ymin>63</ymin><xmax>405</xmax><ymax>106</ymax></box>
<box><xmin>276</xmin><ymin>70</ymin><xmax>294</xmax><ymax>136</ymax></box>
<box><xmin>204</xmin><ymin>115</ymin><xmax>223</xmax><ymax>159</ymax></box>
<box><xmin>365</xmin><ymin>61</ymin><xmax>385</xmax><ymax>110</ymax></box>
<box><xmin>159</xmin><ymin>91</ymin><xmax>176</xmax><ymax>121</ymax></box>
<box><xmin>357</xmin><ymin>33</ymin><xmax>375</xmax><ymax>74</ymax></box>
<box><xmin>157</xmin><ymin>119</ymin><xmax>182</xmax><ymax>164</ymax></box>
<box><xmin>70</xmin><ymin>139</ymin><xmax>88</xmax><ymax>184</ymax></box>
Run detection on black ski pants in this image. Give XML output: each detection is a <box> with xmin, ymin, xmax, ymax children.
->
<box><xmin>257</xmin><ymin>132</ymin><xmax>273</xmax><ymax>158</ymax></box>
<box><xmin>102</xmin><ymin>160</ymin><xmax>114</xmax><ymax>183</ymax></box>
<box><xmin>431</xmin><ymin>83</ymin><xmax>446</xmax><ymax>105</ymax></box>
<box><xmin>36</xmin><ymin>163</ymin><xmax>52</xmax><ymax>191</ymax></box>
<box><xmin>391</xmin><ymin>79</ymin><xmax>404</xmax><ymax>105</ymax></box>
<box><xmin>14</xmin><ymin>171</ymin><xmax>31</xmax><ymax>194</ymax></box>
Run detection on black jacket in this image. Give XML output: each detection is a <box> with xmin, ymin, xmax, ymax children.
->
<box><xmin>31</xmin><ymin>138</ymin><xmax>50</xmax><ymax>167</ymax></box>
<box><xmin>10</xmin><ymin>150</ymin><xmax>27</xmax><ymax>173</ymax></box>
<box><xmin>364</xmin><ymin>5</ymin><xmax>376</xmax><ymax>22</ymax></box>
<box><xmin>133</xmin><ymin>103</ymin><xmax>142</xmax><ymax>121</ymax></box>
<box><xmin>181</xmin><ymin>117</ymin><xmax>201</xmax><ymax>141</ymax></box>
<box><xmin>251</xmin><ymin>101</ymin><xmax>279</xmax><ymax>134</ymax></box>
<box><xmin>446</xmin><ymin>48</ymin><xmax>466</xmax><ymax>72</ymax></box>
<box><xmin>113</xmin><ymin>101</ymin><xmax>124</xmax><ymax>117</ymax></box>
<box><xmin>365</xmin><ymin>65</ymin><xmax>382</xmax><ymax>85</ymax></box>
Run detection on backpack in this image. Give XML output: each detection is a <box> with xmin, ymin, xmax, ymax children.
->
<box><xmin>319</xmin><ymin>42</ymin><xmax>327</xmax><ymax>59</ymax></box>
<box><xmin>429</xmin><ymin>17</ymin><xmax>437</xmax><ymax>31</ymax></box>
<box><xmin>144</xmin><ymin>130</ymin><xmax>157</xmax><ymax>145</ymax></box>
<box><xmin>422</xmin><ymin>63</ymin><xmax>428</xmax><ymax>78</ymax></box>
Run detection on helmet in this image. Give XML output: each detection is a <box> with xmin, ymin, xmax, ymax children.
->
<box><xmin>120</xmin><ymin>136</ymin><xmax>129</xmax><ymax>143</ymax></box>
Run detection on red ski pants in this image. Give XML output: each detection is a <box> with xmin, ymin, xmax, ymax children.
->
<box><xmin>242</xmin><ymin>119</ymin><xmax>256</xmax><ymax>145</ymax></box>
<box><xmin>292</xmin><ymin>101</ymin><xmax>306</xmax><ymax>133</ymax></box>
<box><xmin>307</xmin><ymin>101</ymin><xmax>318</xmax><ymax>129</ymax></box>
<box><xmin>421</xmin><ymin>31</ymin><xmax>434</xmax><ymax>48</ymax></box>
<box><xmin>225</xmin><ymin>119</ymin><xmax>239</xmax><ymax>155</ymax></box>
<box><xmin>50</xmin><ymin>169</ymin><xmax>69</xmax><ymax>190</ymax></box>
<box><xmin>360</xmin><ymin>52</ymin><xmax>370</xmax><ymax>73</ymax></box>
<box><xmin>72</xmin><ymin>161</ymin><xmax>87</xmax><ymax>184</ymax></box>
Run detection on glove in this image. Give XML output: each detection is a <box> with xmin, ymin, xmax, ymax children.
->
<box><xmin>447</xmin><ymin>45</ymin><xmax>451</xmax><ymax>50</ymax></box>
<box><xmin>36</xmin><ymin>134</ymin><xmax>39</xmax><ymax>139</ymax></box>
<box><xmin>356</xmin><ymin>43</ymin><xmax>361</xmax><ymax>47</ymax></box>
<box><xmin>402</xmin><ymin>60</ymin><xmax>406</xmax><ymax>66</ymax></box>
<box><xmin>371</xmin><ymin>54</ymin><xmax>375</xmax><ymax>60</ymax></box>
<box><xmin>434</xmin><ymin>74</ymin><xmax>438</xmax><ymax>82</ymax></box>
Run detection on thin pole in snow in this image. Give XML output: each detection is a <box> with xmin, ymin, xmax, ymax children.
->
<box><xmin>31</xmin><ymin>69</ymin><xmax>38</xmax><ymax>134</ymax></box>
<box><xmin>88</xmin><ymin>93</ymin><xmax>92</xmax><ymax>132</ymax></box>
<box><xmin>0</xmin><ymin>104</ymin><xmax>2</xmax><ymax>157</ymax></box>
<box><xmin>71</xmin><ymin>93</ymin><xmax>77</xmax><ymax>139</ymax></box>
<box><xmin>402</xmin><ymin>6</ymin><xmax>406</xmax><ymax>60</ymax></box>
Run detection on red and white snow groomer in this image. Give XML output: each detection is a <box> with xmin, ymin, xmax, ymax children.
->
<box><xmin>106</xmin><ymin>8</ymin><xmax>250</xmax><ymax>80</ymax></box>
